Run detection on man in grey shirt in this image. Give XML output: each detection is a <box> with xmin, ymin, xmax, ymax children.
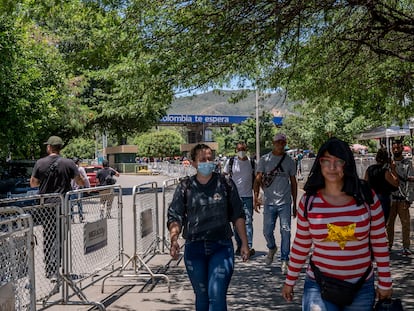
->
<box><xmin>253</xmin><ymin>133</ymin><xmax>297</xmax><ymax>274</ymax></box>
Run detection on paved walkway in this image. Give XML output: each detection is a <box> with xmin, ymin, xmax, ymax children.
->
<box><xmin>45</xmin><ymin>174</ymin><xmax>413</xmax><ymax>310</ymax></box>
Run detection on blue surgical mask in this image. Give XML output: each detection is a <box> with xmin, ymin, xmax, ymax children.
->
<box><xmin>197</xmin><ymin>162</ymin><xmax>216</xmax><ymax>176</ymax></box>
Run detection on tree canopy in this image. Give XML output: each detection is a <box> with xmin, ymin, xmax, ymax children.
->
<box><xmin>138</xmin><ymin>0</ymin><xmax>414</xmax><ymax>135</ymax></box>
<box><xmin>1</xmin><ymin>0</ymin><xmax>413</xmax><ymax>159</ymax></box>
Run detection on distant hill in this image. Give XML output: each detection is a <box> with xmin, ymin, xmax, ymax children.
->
<box><xmin>169</xmin><ymin>89</ymin><xmax>295</xmax><ymax>116</ymax></box>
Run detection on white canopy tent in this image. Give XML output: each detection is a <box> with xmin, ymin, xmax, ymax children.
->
<box><xmin>356</xmin><ymin>125</ymin><xmax>413</xmax><ymax>152</ymax></box>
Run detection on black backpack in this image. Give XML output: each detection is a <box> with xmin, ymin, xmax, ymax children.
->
<box><xmin>180</xmin><ymin>173</ymin><xmax>231</xmax><ymax>210</ymax></box>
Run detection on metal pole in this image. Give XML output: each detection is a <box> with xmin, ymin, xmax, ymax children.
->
<box><xmin>255</xmin><ymin>89</ymin><xmax>260</xmax><ymax>159</ymax></box>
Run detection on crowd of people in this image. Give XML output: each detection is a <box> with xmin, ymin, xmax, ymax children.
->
<box><xmin>168</xmin><ymin>134</ymin><xmax>411</xmax><ymax>311</ymax></box>
<box><xmin>25</xmin><ymin>133</ymin><xmax>411</xmax><ymax>310</ymax></box>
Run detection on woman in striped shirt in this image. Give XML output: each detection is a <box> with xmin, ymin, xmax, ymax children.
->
<box><xmin>282</xmin><ymin>137</ymin><xmax>392</xmax><ymax>310</ymax></box>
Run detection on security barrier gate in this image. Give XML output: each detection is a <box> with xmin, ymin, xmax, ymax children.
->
<box><xmin>101</xmin><ymin>182</ymin><xmax>170</xmax><ymax>293</ymax></box>
<box><xmin>0</xmin><ymin>206</ymin><xmax>36</xmax><ymax>310</ymax></box>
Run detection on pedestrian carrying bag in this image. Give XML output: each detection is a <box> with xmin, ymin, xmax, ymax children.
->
<box><xmin>262</xmin><ymin>153</ymin><xmax>286</xmax><ymax>188</ymax></box>
<box><xmin>310</xmin><ymin>259</ymin><xmax>372</xmax><ymax>306</ymax></box>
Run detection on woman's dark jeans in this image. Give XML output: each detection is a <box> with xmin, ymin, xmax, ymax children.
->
<box><xmin>184</xmin><ymin>239</ymin><xmax>234</xmax><ymax>311</ymax></box>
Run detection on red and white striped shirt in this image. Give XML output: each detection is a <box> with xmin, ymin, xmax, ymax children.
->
<box><xmin>285</xmin><ymin>191</ymin><xmax>392</xmax><ymax>290</ymax></box>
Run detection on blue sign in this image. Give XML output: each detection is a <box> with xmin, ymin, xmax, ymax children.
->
<box><xmin>160</xmin><ymin>114</ymin><xmax>283</xmax><ymax>125</ymax></box>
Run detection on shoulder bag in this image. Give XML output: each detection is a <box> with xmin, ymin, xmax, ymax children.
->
<box><xmin>262</xmin><ymin>153</ymin><xmax>286</xmax><ymax>188</ymax></box>
<box><xmin>310</xmin><ymin>258</ymin><xmax>372</xmax><ymax>306</ymax></box>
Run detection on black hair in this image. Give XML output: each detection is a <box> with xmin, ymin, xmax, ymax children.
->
<box><xmin>190</xmin><ymin>143</ymin><xmax>212</xmax><ymax>161</ymax></box>
<box><xmin>49</xmin><ymin>145</ymin><xmax>62</xmax><ymax>153</ymax></box>
<box><xmin>303</xmin><ymin>137</ymin><xmax>364</xmax><ymax>205</ymax></box>
<box><xmin>102</xmin><ymin>159</ymin><xmax>109</xmax><ymax>167</ymax></box>
<box><xmin>375</xmin><ymin>148</ymin><xmax>389</xmax><ymax>164</ymax></box>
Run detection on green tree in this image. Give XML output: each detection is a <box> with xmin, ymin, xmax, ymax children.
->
<box><xmin>133</xmin><ymin>129</ymin><xmax>184</xmax><ymax>158</ymax></box>
<box><xmin>0</xmin><ymin>10</ymin><xmax>69</xmax><ymax>159</ymax></box>
<box><xmin>61</xmin><ymin>137</ymin><xmax>96</xmax><ymax>160</ymax></box>
<box><xmin>283</xmin><ymin>99</ymin><xmax>370</xmax><ymax>151</ymax></box>
<box><xmin>138</xmin><ymin>0</ymin><xmax>414</xmax><ymax>124</ymax></box>
<box><xmin>213</xmin><ymin>112</ymin><xmax>276</xmax><ymax>156</ymax></box>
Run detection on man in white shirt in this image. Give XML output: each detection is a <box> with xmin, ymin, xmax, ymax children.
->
<box><xmin>223</xmin><ymin>142</ymin><xmax>256</xmax><ymax>257</ymax></box>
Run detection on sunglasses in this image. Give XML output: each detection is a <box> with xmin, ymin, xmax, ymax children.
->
<box><xmin>319</xmin><ymin>157</ymin><xmax>346</xmax><ymax>168</ymax></box>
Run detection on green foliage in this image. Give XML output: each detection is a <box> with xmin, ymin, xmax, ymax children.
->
<box><xmin>61</xmin><ymin>137</ymin><xmax>95</xmax><ymax>159</ymax></box>
<box><xmin>2</xmin><ymin>0</ymin><xmax>414</xmax><ymax>161</ymax></box>
<box><xmin>213</xmin><ymin>111</ymin><xmax>276</xmax><ymax>156</ymax></box>
<box><xmin>0</xmin><ymin>12</ymin><xmax>68</xmax><ymax>159</ymax></box>
<box><xmin>133</xmin><ymin>129</ymin><xmax>185</xmax><ymax>158</ymax></box>
<box><xmin>138</xmin><ymin>0</ymin><xmax>414</xmax><ymax>130</ymax></box>
<box><xmin>282</xmin><ymin>100</ymin><xmax>371</xmax><ymax>151</ymax></box>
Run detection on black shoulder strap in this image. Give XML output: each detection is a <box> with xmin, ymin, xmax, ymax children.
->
<box><xmin>219</xmin><ymin>173</ymin><xmax>232</xmax><ymax>197</ymax></box>
<box><xmin>303</xmin><ymin>194</ymin><xmax>315</xmax><ymax>219</ymax></box>
<box><xmin>45</xmin><ymin>156</ymin><xmax>61</xmax><ymax>179</ymax></box>
<box><xmin>180</xmin><ymin>176</ymin><xmax>192</xmax><ymax>210</ymax></box>
<box><xmin>229</xmin><ymin>157</ymin><xmax>235</xmax><ymax>176</ymax></box>
<box><xmin>310</xmin><ymin>257</ymin><xmax>372</xmax><ymax>290</ymax></box>
<box><xmin>359</xmin><ymin>179</ymin><xmax>374</xmax><ymax>205</ymax></box>
<box><xmin>250</xmin><ymin>158</ymin><xmax>255</xmax><ymax>170</ymax></box>
<box><xmin>269</xmin><ymin>153</ymin><xmax>286</xmax><ymax>175</ymax></box>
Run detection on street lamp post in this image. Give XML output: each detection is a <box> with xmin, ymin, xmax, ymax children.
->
<box><xmin>255</xmin><ymin>89</ymin><xmax>260</xmax><ymax>159</ymax></box>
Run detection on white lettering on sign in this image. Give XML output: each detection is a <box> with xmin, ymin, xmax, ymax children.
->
<box><xmin>160</xmin><ymin>115</ymin><xmax>193</xmax><ymax>123</ymax></box>
<box><xmin>204</xmin><ymin>116</ymin><xmax>230</xmax><ymax>123</ymax></box>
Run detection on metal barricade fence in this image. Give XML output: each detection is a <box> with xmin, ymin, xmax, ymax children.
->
<box><xmin>0</xmin><ymin>206</ymin><xmax>36</xmax><ymax>310</ymax></box>
<box><xmin>355</xmin><ymin>157</ymin><xmax>376</xmax><ymax>179</ymax></box>
<box><xmin>161</xmin><ymin>178</ymin><xmax>180</xmax><ymax>253</ymax></box>
<box><xmin>0</xmin><ymin>193</ymin><xmax>63</xmax><ymax>308</ymax></box>
<box><xmin>150</xmin><ymin>162</ymin><xmax>196</xmax><ymax>178</ymax></box>
<box><xmin>60</xmin><ymin>185</ymin><xmax>123</xmax><ymax>310</ymax></box>
<box><xmin>101</xmin><ymin>182</ymin><xmax>170</xmax><ymax>293</ymax></box>
<box><xmin>301</xmin><ymin>158</ymin><xmax>315</xmax><ymax>181</ymax></box>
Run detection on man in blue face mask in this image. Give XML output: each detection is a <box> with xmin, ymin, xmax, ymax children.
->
<box><xmin>223</xmin><ymin>142</ymin><xmax>256</xmax><ymax>257</ymax></box>
<box><xmin>167</xmin><ymin>143</ymin><xmax>249</xmax><ymax>311</ymax></box>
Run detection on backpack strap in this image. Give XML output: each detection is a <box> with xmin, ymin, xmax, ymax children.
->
<box><xmin>303</xmin><ymin>194</ymin><xmax>315</xmax><ymax>220</ymax></box>
<box><xmin>228</xmin><ymin>157</ymin><xmax>235</xmax><ymax>177</ymax></box>
<box><xmin>181</xmin><ymin>174</ymin><xmax>231</xmax><ymax>211</ymax></box>
<box><xmin>180</xmin><ymin>176</ymin><xmax>192</xmax><ymax>211</ymax></box>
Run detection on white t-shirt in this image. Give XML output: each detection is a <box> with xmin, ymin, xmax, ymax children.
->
<box><xmin>223</xmin><ymin>157</ymin><xmax>253</xmax><ymax>197</ymax></box>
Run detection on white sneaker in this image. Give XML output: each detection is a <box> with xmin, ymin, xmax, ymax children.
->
<box><xmin>281</xmin><ymin>260</ymin><xmax>288</xmax><ymax>275</ymax></box>
<box><xmin>265</xmin><ymin>247</ymin><xmax>277</xmax><ymax>265</ymax></box>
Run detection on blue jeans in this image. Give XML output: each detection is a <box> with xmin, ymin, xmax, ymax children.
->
<box><xmin>184</xmin><ymin>239</ymin><xmax>234</xmax><ymax>311</ymax></box>
<box><xmin>70</xmin><ymin>193</ymin><xmax>83</xmax><ymax>220</ymax></box>
<box><xmin>302</xmin><ymin>276</ymin><xmax>375</xmax><ymax>311</ymax></box>
<box><xmin>234</xmin><ymin>197</ymin><xmax>253</xmax><ymax>248</ymax></box>
<box><xmin>263</xmin><ymin>203</ymin><xmax>291</xmax><ymax>261</ymax></box>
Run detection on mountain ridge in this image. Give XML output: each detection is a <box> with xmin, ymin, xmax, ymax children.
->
<box><xmin>169</xmin><ymin>89</ymin><xmax>294</xmax><ymax>116</ymax></box>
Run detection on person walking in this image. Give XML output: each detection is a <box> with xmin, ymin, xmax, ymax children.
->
<box><xmin>96</xmin><ymin>159</ymin><xmax>120</xmax><ymax>218</ymax></box>
<box><xmin>253</xmin><ymin>133</ymin><xmax>297</xmax><ymax>274</ymax></box>
<box><xmin>30</xmin><ymin>135</ymin><xmax>84</xmax><ymax>280</ymax></box>
<box><xmin>223</xmin><ymin>141</ymin><xmax>256</xmax><ymax>257</ymax></box>
<box><xmin>281</xmin><ymin>137</ymin><xmax>392</xmax><ymax>310</ymax></box>
<box><xmin>296</xmin><ymin>149</ymin><xmax>304</xmax><ymax>181</ymax></box>
<box><xmin>70</xmin><ymin>157</ymin><xmax>90</xmax><ymax>222</ymax></box>
<box><xmin>364</xmin><ymin>148</ymin><xmax>399</xmax><ymax>223</ymax></box>
<box><xmin>387</xmin><ymin>139</ymin><xmax>413</xmax><ymax>255</ymax></box>
<box><xmin>168</xmin><ymin>143</ymin><xmax>249</xmax><ymax>311</ymax></box>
